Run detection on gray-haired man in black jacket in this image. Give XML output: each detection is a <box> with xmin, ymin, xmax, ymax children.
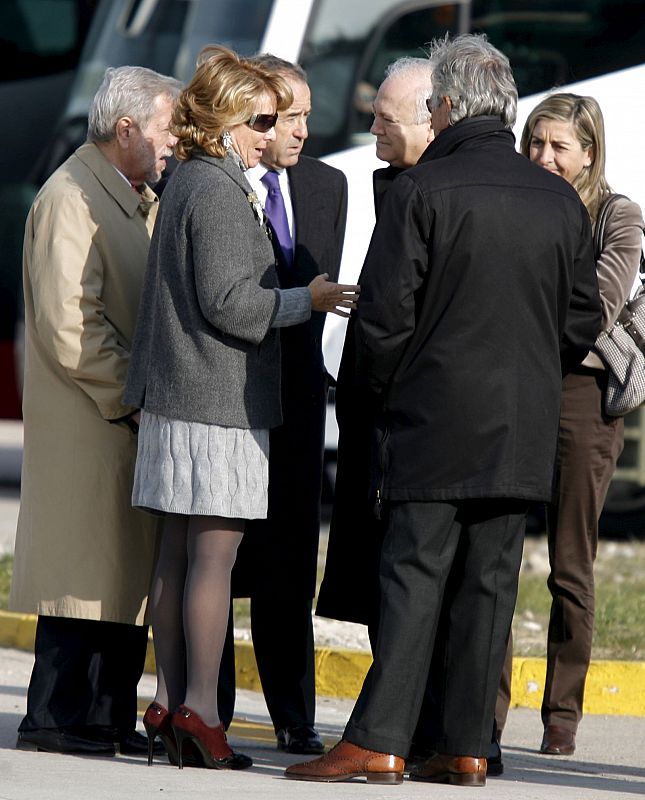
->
<box><xmin>285</xmin><ymin>33</ymin><xmax>601</xmax><ymax>787</ymax></box>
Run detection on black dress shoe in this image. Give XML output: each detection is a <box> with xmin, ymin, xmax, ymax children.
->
<box><xmin>118</xmin><ymin>730</ymin><xmax>165</xmax><ymax>756</ymax></box>
<box><xmin>487</xmin><ymin>739</ymin><xmax>504</xmax><ymax>776</ymax></box>
<box><xmin>277</xmin><ymin>725</ymin><xmax>324</xmax><ymax>754</ymax></box>
<box><xmin>69</xmin><ymin>725</ymin><xmax>165</xmax><ymax>756</ymax></box>
<box><xmin>16</xmin><ymin>730</ymin><xmax>116</xmax><ymax>756</ymax></box>
<box><xmin>405</xmin><ymin>743</ymin><xmax>436</xmax><ymax>771</ymax></box>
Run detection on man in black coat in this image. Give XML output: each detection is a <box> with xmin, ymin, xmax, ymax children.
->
<box><xmin>285</xmin><ymin>34</ymin><xmax>601</xmax><ymax>787</ymax></box>
<box><xmin>218</xmin><ymin>55</ymin><xmax>348</xmax><ymax>755</ymax></box>
<box><xmin>315</xmin><ymin>52</ymin><xmax>506</xmax><ymax>776</ymax></box>
<box><xmin>317</xmin><ymin>55</ymin><xmax>434</xmax><ymax>631</ymax></box>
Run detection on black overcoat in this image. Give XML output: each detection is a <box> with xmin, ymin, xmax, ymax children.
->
<box><xmin>316</xmin><ymin>117</ymin><xmax>601</xmax><ymax>622</ymax></box>
<box><xmin>316</xmin><ymin>166</ymin><xmax>399</xmax><ymax>625</ymax></box>
<box><xmin>232</xmin><ymin>155</ymin><xmax>348</xmax><ymax>598</ymax></box>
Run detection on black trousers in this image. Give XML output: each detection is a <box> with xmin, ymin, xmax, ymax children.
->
<box><xmin>218</xmin><ymin>596</ymin><xmax>316</xmax><ymax>732</ymax></box>
<box><xmin>344</xmin><ymin>499</ymin><xmax>527</xmax><ymax>757</ymax></box>
<box><xmin>18</xmin><ymin>615</ymin><xmax>148</xmax><ymax>735</ymax></box>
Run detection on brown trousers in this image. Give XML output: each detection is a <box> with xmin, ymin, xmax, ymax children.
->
<box><xmin>497</xmin><ymin>368</ymin><xmax>624</xmax><ymax>735</ymax></box>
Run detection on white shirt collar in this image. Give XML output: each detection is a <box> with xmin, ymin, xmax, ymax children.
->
<box><xmin>246</xmin><ymin>163</ymin><xmax>294</xmax><ymax>237</ymax></box>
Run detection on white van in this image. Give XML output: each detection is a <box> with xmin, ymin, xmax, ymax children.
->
<box><xmin>7</xmin><ymin>0</ymin><xmax>645</xmax><ymax>528</ymax></box>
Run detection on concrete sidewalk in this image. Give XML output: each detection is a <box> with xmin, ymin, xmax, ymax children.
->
<box><xmin>2</xmin><ymin>420</ymin><xmax>645</xmax><ymax>796</ymax></box>
<box><xmin>1</xmin><ymin>646</ymin><xmax>645</xmax><ymax>799</ymax></box>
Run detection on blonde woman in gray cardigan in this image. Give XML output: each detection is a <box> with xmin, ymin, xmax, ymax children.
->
<box><xmin>124</xmin><ymin>46</ymin><xmax>358</xmax><ymax>770</ymax></box>
<box><xmin>495</xmin><ymin>93</ymin><xmax>643</xmax><ymax>757</ymax></box>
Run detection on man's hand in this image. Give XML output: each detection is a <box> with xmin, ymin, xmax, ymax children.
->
<box><xmin>308</xmin><ymin>273</ymin><xmax>360</xmax><ymax>317</ymax></box>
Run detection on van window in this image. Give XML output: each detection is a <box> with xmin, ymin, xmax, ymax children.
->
<box><xmin>301</xmin><ymin>0</ymin><xmax>645</xmax><ymax>156</ymax></box>
<box><xmin>301</xmin><ymin>1</ymin><xmax>465</xmax><ymax>155</ymax></box>
<box><xmin>471</xmin><ymin>0</ymin><xmax>645</xmax><ymax>97</ymax></box>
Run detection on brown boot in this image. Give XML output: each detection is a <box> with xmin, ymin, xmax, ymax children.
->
<box><xmin>540</xmin><ymin>725</ymin><xmax>576</xmax><ymax>755</ymax></box>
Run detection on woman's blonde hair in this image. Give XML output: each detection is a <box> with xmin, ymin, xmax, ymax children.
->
<box><xmin>520</xmin><ymin>92</ymin><xmax>610</xmax><ymax>221</ymax></box>
<box><xmin>172</xmin><ymin>45</ymin><xmax>293</xmax><ymax>160</ymax></box>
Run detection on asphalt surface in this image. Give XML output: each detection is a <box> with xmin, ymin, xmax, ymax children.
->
<box><xmin>0</xmin><ymin>646</ymin><xmax>644</xmax><ymax>799</ymax></box>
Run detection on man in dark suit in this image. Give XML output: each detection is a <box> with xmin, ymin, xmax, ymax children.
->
<box><xmin>218</xmin><ymin>55</ymin><xmax>348</xmax><ymax>755</ymax></box>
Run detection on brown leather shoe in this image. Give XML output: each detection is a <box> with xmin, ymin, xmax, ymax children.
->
<box><xmin>409</xmin><ymin>753</ymin><xmax>487</xmax><ymax>786</ymax></box>
<box><xmin>284</xmin><ymin>740</ymin><xmax>404</xmax><ymax>784</ymax></box>
<box><xmin>540</xmin><ymin>725</ymin><xmax>576</xmax><ymax>755</ymax></box>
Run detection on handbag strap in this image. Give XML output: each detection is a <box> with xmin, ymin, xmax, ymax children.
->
<box><xmin>594</xmin><ymin>192</ymin><xmax>645</xmax><ymax>281</ymax></box>
<box><xmin>593</xmin><ymin>193</ymin><xmax>627</xmax><ymax>262</ymax></box>
<box><xmin>616</xmin><ymin>294</ymin><xmax>645</xmax><ymax>353</ymax></box>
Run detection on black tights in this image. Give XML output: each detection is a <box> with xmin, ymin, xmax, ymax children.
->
<box><xmin>149</xmin><ymin>513</ymin><xmax>243</xmax><ymax>726</ymax></box>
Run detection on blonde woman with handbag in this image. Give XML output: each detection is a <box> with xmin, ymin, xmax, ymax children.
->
<box><xmin>497</xmin><ymin>93</ymin><xmax>643</xmax><ymax>756</ymax></box>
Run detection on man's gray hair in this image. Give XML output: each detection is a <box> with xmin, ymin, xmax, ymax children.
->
<box><xmin>384</xmin><ymin>57</ymin><xmax>433</xmax><ymax>124</ymax></box>
<box><xmin>87</xmin><ymin>66</ymin><xmax>182</xmax><ymax>142</ymax></box>
<box><xmin>427</xmin><ymin>34</ymin><xmax>517</xmax><ymax>129</ymax></box>
<box><xmin>251</xmin><ymin>53</ymin><xmax>308</xmax><ymax>85</ymax></box>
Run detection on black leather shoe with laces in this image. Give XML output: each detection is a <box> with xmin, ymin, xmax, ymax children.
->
<box><xmin>16</xmin><ymin>729</ymin><xmax>116</xmax><ymax>756</ymax></box>
<box><xmin>277</xmin><ymin>725</ymin><xmax>324</xmax><ymax>754</ymax></box>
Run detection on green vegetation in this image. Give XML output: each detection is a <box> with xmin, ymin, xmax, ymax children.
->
<box><xmin>232</xmin><ymin>598</ymin><xmax>251</xmax><ymax>630</ymax></box>
<box><xmin>512</xmin><ymin>538</ymin><xmax>645</xmax><ymax>660</ymax></box>
<box><xmin>0</xmin><ymin>554</ymin><xmax>12</xmax><ymax>609</ymax></box>
<box><xmin>2</xmin><ymin>536</ymin><xmax>644</xmax><ymax>660</ymax></box>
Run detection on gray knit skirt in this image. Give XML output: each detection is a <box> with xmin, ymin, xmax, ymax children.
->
<box><xmin>132</xmin><ymin>410</ymin><xmax>269</xmax><ymax>518</ymax></box>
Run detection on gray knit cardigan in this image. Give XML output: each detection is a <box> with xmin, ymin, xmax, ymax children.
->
<box><xmin>124</xmin><ymin>151</ymin><xmax>282</xmax><ymax>428</ymax></box>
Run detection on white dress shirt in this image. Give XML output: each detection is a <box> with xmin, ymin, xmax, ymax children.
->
<box><xmin>246</xmin><ymin>163</ymin><xmax>296</xmax><ymax>243</ymax></box>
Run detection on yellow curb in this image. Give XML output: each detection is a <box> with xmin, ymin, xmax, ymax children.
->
<box><xmin>0</xmin><ymin>611</ymin><xmax>37</xmax><ymax>651</ymax></box>
<box><xmin>314</xmin><ymin>645</ymin><xmax>372</xmax><ymax>698</ymax></box>
<box><xmin>2</xmin><ymin>611</ymin><xmax>644</xmax><ymax>717</ymax></box>
<box><xmin>509</xmin><ymin>657</ymin><xmax>645</xmax><ymax>716</ymax></box>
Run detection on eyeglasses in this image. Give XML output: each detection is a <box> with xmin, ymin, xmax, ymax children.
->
<box><xmin>247</xmin><ymin>112</ymin><xmax>278</xmax><ymax>132</ymax></box>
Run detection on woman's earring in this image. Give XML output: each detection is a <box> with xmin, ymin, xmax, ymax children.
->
<box><xmin>221</xmin><ymin>130</ymin><xmax>232</xmax><ymax>151</ymax></box>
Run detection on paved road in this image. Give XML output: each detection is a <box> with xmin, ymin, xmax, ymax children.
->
<box><xmin>2</xmin><ymin>420</ymin><xmax>645</xmax><ymax>797</ymax></box>
<box><xmin>0</xmin><ymin>422</ymin><xmax>21</xmax><ymax>488</ymax></box>
<box><xmin>1</xmin><ymin>646</ymin><xmax>644</xmax><ymax>800</ymax></box>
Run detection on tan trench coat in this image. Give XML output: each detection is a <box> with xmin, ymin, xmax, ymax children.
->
<box><xmin>9</xmin><ymin>143</ymin><xmax>161</xmax><ymax>625</ymax></box>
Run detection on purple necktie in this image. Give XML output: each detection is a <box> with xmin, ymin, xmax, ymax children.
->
<box><xmin>261</xmin><ymin>170</ymin><xmax>293</xmax><ymax>266</ymax></box>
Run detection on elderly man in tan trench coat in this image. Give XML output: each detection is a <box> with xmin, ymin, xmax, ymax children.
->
<box><xmin>9</xmin><ymin>65</ymin><xmax>181</xmax><ymax>756</ymax></box>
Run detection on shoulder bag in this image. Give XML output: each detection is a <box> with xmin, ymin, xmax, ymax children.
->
<box><xmin>593</xmin><ymin>193</ymin><xmax>645</xmax><ymax>416</ymax></box>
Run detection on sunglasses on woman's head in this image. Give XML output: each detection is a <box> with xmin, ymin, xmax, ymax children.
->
<box><xmin>247</xmin><ymin>112</ymin><xmax>278</xmax><ymax>132</ymax></box>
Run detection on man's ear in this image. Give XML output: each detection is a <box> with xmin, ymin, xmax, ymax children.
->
<box><xmin>115</xmin><ymin>117</ymin><xmax>134</xmax><ymax>147</ymax></box>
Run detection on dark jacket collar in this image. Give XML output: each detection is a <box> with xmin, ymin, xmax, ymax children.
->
<box><xmin>373</xmin><ymin>165</ymin><xmax>405</xmax><ymax>219</ymax></box>
<box><xmin>419</xmin><ymin>116</ymin><xmax>516</xmax><ymax>163</ymax></box>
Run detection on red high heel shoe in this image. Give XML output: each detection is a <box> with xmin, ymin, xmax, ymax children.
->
<box><xmin>171</xmin><ymin>705</ymin><xmax>252</xmax><ymax>770</ymax></box>
<box><xmin>143</xmin><ymin>702</ymin><xmax>178</xmax><ymax>766</ymax></box>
